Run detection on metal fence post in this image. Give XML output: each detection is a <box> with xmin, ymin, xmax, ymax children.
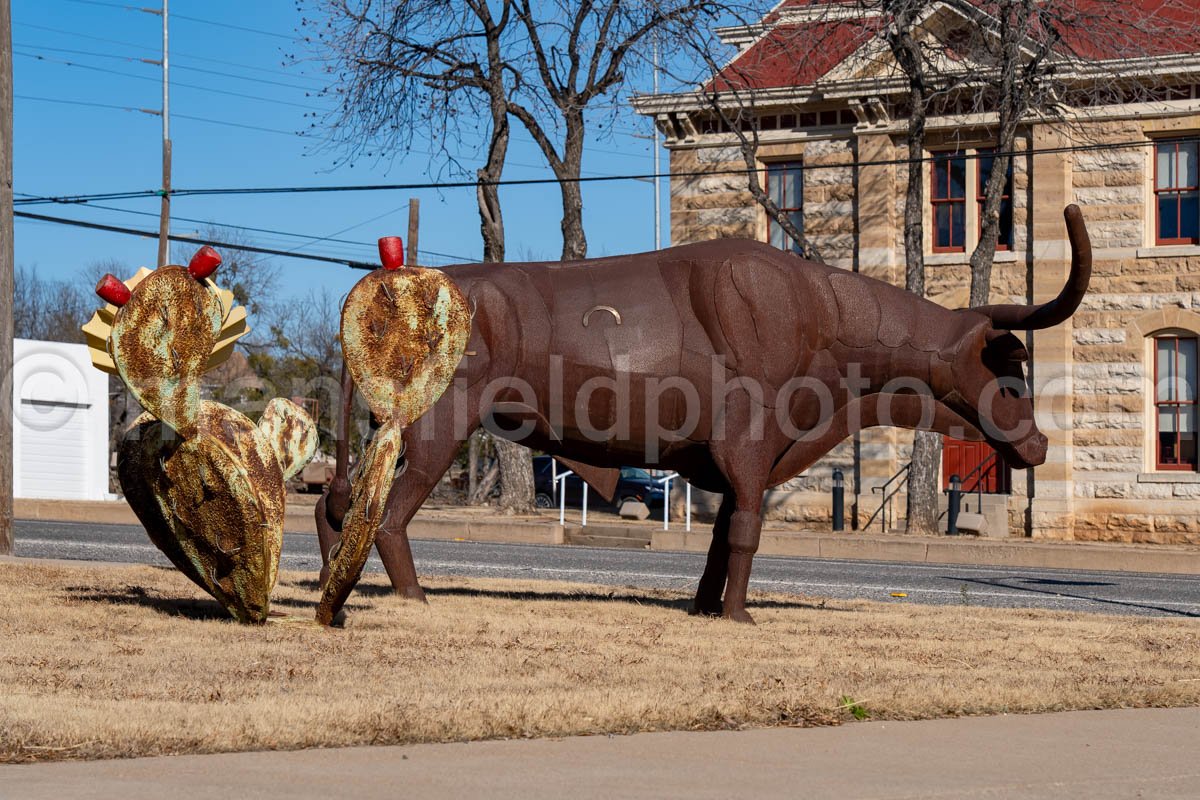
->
<box><xmin>832</xmin><ymin>469</ymin><xmax>844</xmax><ymax>532</ymax></box>
<box><xmin>685</xmin><ymin>481</ymin><xmax>692</xmax><ymax>532</ymax></box>
<box><xmin>947</xmin><ymin>474</ymin><xmax>961</xmax><ymax>536</ymax></box>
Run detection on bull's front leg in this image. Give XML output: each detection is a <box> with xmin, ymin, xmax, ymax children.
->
<box><xmin>315</xmin><ymin>493</ymin><xmax>343</xmax><ymax>588</ymax></box>
<box><xmin>706</xmin><ymin>408</ymin><xmax>776</xmax><ymax>624</ymax></box>
<box><xmin>721</xmin><ymin>492</ymin><xmax>766</xmax><ymax>624</ymax></box>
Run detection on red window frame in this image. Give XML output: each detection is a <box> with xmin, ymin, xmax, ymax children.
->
<box><xmin>1155</xmin><ymin>141</ymin><xmax>1200</xmax><ymax>246</ymax></box>
<box><xmin>931</xmin><ymin>152</ymin><xmax>967</xmax><ymax>253</ymax></box>
<box><xmin>765</xmin><ymin>161</ymin><xmax>804</xmax><ymax>254</ymax></box>
<box><xmin>976</xmin><ymin>149</ymin><xmax>1013</xmax><ymax>252</ymax></box>
<box><xmin>1154</xmin><ymin>336</ymin><xmax>1198</xmax><ymax>471</ymax></box>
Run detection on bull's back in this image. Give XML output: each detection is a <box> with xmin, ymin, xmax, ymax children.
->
<box><xmin>436</xmin><ymin>241</ymin><xmax>838</xmax><ymax>460</ymax></box>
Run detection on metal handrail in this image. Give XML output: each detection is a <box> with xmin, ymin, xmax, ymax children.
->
<box><xmin>554</xmin><ymin>470</ymin><xmax>583</xmax><ymax>526</ymax></box>
<box><xmin>865</xmin><ymin>461</ymin><xmax>911</xmax><ymax>532</ymax></box>
<box><xmin>657</xmin><ymin>472</ymin><xmax>692</xmax><ymax>532</ymax></box>
<box><xmin>958</xmin><ymin>450</ymin><xmax>1001</xmax><ymax>510</ymax></box>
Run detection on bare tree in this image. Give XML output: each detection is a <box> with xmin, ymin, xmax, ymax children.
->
<box><xmin>504</xmin><ymin>0</ymin><xmax>716</xmax><ymax>260</ymax></box>
<box><xmin>304</xmin><ymin>0</ymin><xmax>718</xmax><ymax>510</ymax></box>
<box><xmin>302</xmin><ymin>0</ymin><xmax>539</xmax><ymax>510</ymax></box>
<box><xmin>14</xmin><ymin>264</ymin><xmax>94</xmax><ymax>344</ymax></box>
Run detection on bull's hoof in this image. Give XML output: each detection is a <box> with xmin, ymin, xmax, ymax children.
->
<box><xmin>689</xmin><ymin>599</ymin><xmax>723</xmax><ymax>617</ymax></box>
<box><xmin>722</xmin><ymin>608</ymin><xmax>756</xmax><ymax>625</ymax></box>
<box><xmin>398</xmin><ymin>585</ymin><xmax>428</xmax><ymax>604</ymax></box>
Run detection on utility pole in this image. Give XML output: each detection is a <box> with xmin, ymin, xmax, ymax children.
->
<box><xmin>155</xmin><ymin>0</ymin><xmax>170</xmax><ymax>267</ymax></box>
<box><xmin>0</xmin><ymin>0</ymin><xmax>13</xmax><ymax>556</ymax></box>
<box><xmin>406</xmin><ymin>198</ymin><xmax>419</xmax><ymax>267</ymax></box>
<box><xmin>652</xmin><ymin>36</ymin><xmax>661</xmax><ymax>250</ymax></box>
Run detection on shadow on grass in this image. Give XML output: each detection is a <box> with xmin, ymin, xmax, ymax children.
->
<box><xmin>281</xmin><ymin>576</ymin><xmax>837</xmax><ymax>614</ymax></box>
<box><xmin>65</xmin><ymin>584</ymin><xmax>231</xmax><ymax>621</ymax></box>
<box><xmin>65</xmin><ymin>580</ymin><xmax>375</xmax><ymax>621</ymax></box>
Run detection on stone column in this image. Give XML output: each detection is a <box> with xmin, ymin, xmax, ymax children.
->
<box><xmin>854</xmin><ymin>131</ymin><xmax>904</xmax><ymax>527</ymax></box>
<box><xmin>1027</xmin><ymin>124</ymin><xmax>1076</xmax><ymax>539</ymax></box>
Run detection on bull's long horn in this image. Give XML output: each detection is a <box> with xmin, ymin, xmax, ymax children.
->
<box><xmin>977</xmin><ymin>204</ymin><xmax>1092</xmax><ymax>330</ymax></box>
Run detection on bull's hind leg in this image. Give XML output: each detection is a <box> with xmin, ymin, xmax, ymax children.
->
<box><xmin>375</xmin><ymin>407</ymin><xmax>479</xmax><ymax>602</ymax></box>
<box><xmin>691</xmin><ymin>493</ymin><xmax>735</xmax><ymax>616</ymax></box>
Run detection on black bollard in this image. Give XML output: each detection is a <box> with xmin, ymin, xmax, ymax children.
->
<box><xmin>946</xmin><ymin>474</ymin><xmax>962</xmax><ymax>535</ymax></box>
<box><xmin>832</xmin><ymin>469</ymin><xmax>845</xmax><ymax>532</ymax></box>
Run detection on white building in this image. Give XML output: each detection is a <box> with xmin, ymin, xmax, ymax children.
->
<box><xmin>12</xmin><ymin>338</ymin><xmax>110</xmax><ymax>500</ymax></box>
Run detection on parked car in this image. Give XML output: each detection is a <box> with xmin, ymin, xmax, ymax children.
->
<box><xmin>532</xmin><ymin>456</ymin><xmax>665</xmax><ymax>510</ymax></box>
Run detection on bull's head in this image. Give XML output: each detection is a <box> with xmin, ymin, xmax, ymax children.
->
<box><xmin>933</xmin><ymin>205</ymin><xmax>1091</xmax><ymax>469</ymax></box>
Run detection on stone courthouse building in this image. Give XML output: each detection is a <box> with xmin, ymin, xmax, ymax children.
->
<box><xmin>634</xmin><ymin>0</ymin><xmax>1200</xmax><ymax>543</ymax></box>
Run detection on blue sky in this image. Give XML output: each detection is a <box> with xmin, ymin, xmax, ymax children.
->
<box><xmin>13</xmin><ymin>0</ymin><xmax>668</xmax><ymax>301</ymax></box>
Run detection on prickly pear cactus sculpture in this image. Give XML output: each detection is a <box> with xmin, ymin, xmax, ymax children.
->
<box><xmin>315</xmin><ymin>237</ymin><xmax>471</xmax><ymax>625</ymax></box>
<box><xmin>83</xmin><ymin>248</ymin><xmax>318</xmax><ymax>623</ymax></box>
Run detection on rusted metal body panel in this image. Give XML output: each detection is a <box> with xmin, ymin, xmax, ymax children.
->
<box><xmin>89</xmin><ymin>252</ymin><xmax>317</xmax><ymax>624</ymax></box>
<box><xmin>315</xmin><ymin>419</ymin><xmax>405</xmax><ymax>625</ymax></box>
<box><xmin>110</xmin><ymin>266</ymin><xmax>223</xmax><ymax>437</ymax></box>
<box><xmin>315</xmin><ymin>264</ymin><xmax>470</xmax><ymax>624</ymax></box>
<box><xmin>340</xmin><ymin>268</ymin><xmax>471</xmax><ymax>425</ymax></box>
<box><xmin>259</xmin><ymin>397</ymin><xmax>320</xmax><ymax>482</ymax></box>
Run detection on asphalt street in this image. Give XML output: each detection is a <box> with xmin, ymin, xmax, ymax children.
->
<box><xmin>12</xmin><ymin>519</ymin><xmax>1200</xmax><ymax>617</ymax></box>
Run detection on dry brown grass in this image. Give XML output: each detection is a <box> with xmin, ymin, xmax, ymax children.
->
<box><xmin>1</xmin><ymin>559</ymin><xmax>1198</xmax><ymax>763</ymax></box>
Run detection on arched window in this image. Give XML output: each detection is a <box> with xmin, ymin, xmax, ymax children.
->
<box><xmin>1154</xmin><ymin>334</ymin><xmax>1198</xmax><ymax>470</ymax></box>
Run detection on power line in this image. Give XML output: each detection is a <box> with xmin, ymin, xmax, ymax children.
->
<box><xmin>14</xmin><ymin>133</ymin><xmax>1195</xmax><ymax>206</ymax></box>
<box><xmin>14</xmin><ymin>93</ymin><xmax>638</xmax><ymax>180</ymax></box>
<box><xmin>14</xmin><ymin>51</ymin><xmax>330</xmax><ymax>112</ymax></box>
<box><xmin>16</xmin><ymin>42</ymin><xmax>321</xmax><ymax>91</ymax></box>
<box><xmin>59</xmin><ymin>0</ymin><xmax>295</xmax><ymax>41</ymax></box>
<box><xmin>17</xmin><ymin>49</ymin><xmax>651</xmax><ymax>161</ymax></box>
<box><xmin>13</xmin><ymin>192</ymin><xmax>481</xmax><ymax>263</ymax></box>
<box><xmin>15</xmin><ymin>94</ymin><xmax>308</xmax><ymax>137</ymax></box>
<box><xmin>16</xmin><ymin>193</ymin><xmax>371</xmax><ymax>249</ymax></box>
<box><xmin>15</xmin><ymin>20</ymin><xmax>658</xmax><ymax>145</ymax></box>
<box><xmin>15</xmin><ymin>93</ymin><xmax>159</xmax><ymax>117</ymax></box>
<box><xmin>15</xmin><ymin>210</ymin><xmax>377</xmax><ymax>269</ymax></box>
<box><xmin>15</xmin><ymin>21</ymin><xmax>325</xmax><ymax>86</ymax></box>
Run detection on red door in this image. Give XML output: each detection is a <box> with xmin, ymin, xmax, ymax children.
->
<box><xmin>941</xmin><ymin>437</ymin><xmax>1011</xmax><ymax>493</ymax></box>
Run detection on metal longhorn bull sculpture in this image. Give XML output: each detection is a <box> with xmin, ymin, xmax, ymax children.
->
<box><xmin>316</xmin><ymin>205</ymin><xmax>1092</xmax><ymax>625</ymax></box>
<box><xmin>85</xmin><ymin>248</ymin><xmax>319</xmax><ymax>623</ymax></box>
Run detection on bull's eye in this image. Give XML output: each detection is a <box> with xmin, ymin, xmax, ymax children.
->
<box><xmin>984</xmin><ymin>331</ymin><xmax>1029</xmax><ymax>366</ymax></box>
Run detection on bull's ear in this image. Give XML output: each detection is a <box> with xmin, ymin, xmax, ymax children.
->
<box><xmin>984</xmin><ymin>330</ymin><xmax>1029</xmax><ymax>362</ymax></box>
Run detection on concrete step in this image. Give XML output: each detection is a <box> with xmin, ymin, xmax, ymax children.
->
<box><xmin>566</xmin><ymin>533</ymin><xmax>652</xmax><ymax>549</ymax></box>
<box><xmin>564</xmin><ymin>524</ymin><xmax>652</xmax><ymax>549</ymax></box>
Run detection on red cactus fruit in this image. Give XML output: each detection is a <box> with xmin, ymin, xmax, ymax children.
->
<box><xmin>96</xmin><ymin>274</ymin><xmax>132</xmax><ymax>306</ymax></box>
<box><xmin>188</xmin><ymin>246</ymin><xmax>222</xmax><ymax>279</ymax></box>
<box><xmin>378</xmin><ymin>236</ymin><xmax>404</xmax><ymax>270</ymax></box>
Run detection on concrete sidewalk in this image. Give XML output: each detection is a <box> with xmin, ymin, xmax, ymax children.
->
<box><xmin>15</xmin><ymin>497</ymin><xmax>1200</xmax><ymax>575</ymax></box>
<box><xmin>3</xmin><ymin>708</ymin><xmax>1198</xmax><ymax>799</ymax></box>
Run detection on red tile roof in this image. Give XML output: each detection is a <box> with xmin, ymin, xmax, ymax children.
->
<box><xmin>708</xmin><ymin>18</ymin><xmax>877</xmax><ymax>92</ymax></box>
<box><xmin>1052</xmin><ymin>0</ymin><xmax>1200</xmax><ymax>60</ymax></box>
<box><xmin>710</xmin><ymin>0</ymin><xmax>1200</xmax><ymax>93</ymax></box>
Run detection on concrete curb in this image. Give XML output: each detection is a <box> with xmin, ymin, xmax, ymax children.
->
<box><xmin>16</xmin><ymin>499</ymin><xmax>1200</xmax><ymax>575</ymax></box>
<box><xmin>652</xmin><ymin>529</ymin><xmax>1200</xmax><ymax>575</ymax></box>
